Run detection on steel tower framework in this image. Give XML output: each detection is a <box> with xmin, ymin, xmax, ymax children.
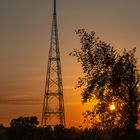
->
<box><xmin>41</xmin><ymin>0</ymin><xmax>65</xmax><ymax>127</ymax></box>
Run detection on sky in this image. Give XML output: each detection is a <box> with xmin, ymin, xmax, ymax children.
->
<box><xmin>0</xmin><ymin>0</ymin><xmax>140</xmax><ymax>128</ymax></box>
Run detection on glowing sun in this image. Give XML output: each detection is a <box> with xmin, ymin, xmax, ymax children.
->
<box><xmin>109</xmin><ymin>105</ymin><xmax>116</xmax><ymax>111</ymax></box>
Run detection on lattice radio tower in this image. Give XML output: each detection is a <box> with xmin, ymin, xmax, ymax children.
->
<box><xmin>41</xmin><ymin>0</ymin><xmax>65</xmax><ymax>127</ymax></box>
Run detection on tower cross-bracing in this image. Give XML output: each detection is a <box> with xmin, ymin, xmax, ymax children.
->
<box><xmin>41</xmin><ymin>0</ymin><xmax>65</xmax><ymax>127</ymax></box>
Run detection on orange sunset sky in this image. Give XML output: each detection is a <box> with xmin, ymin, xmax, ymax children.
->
<box><xmin>0</xmin><ymin>0</ymin><xmax>140</xmax><ymax>128</ymax></box>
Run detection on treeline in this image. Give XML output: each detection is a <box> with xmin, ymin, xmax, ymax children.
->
<box><xmin>0</xmin><ymin>119</ymin><xmax>140</xmax><ymax>140</ymax></box>
<box><xmin>1</xmin><ymin>126</ymin><xmax>140</xmax><ymax>140</ymax></box>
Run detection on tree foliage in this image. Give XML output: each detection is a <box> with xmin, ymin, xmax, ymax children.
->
<box><xmin>112</xmin><ymin>49</ymin><xmax>140</xmax><ymax>131</ymax></box>
<box><xmin>10</xmin><ymin>116</ymin><xmax>39</xmax><ymax>128</ymax></box>
<box><xmin>70</xmin><ymin>29</ymin><xmax>140</xmax><ymax>131</ymax></box>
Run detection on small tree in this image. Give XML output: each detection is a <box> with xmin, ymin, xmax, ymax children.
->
<box><xmin>54</xmin><ymin>124</ymin><xmax>64</xmax><ymax>136</ymax></box>
<box><xmin>10</xmin><ymin>116</ymin><xmax>39</xmax><ymax>128</ymax></box>
<box><xmin>70</xmin><ymin>29</ymin><xmax>140</xmax><ymax>131</ymax></box>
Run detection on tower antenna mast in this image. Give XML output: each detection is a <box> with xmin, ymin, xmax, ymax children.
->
<box><xmin>41</xmin><ymin>0</ymin><xmax>65</xmax><ymax>127</ymax></box>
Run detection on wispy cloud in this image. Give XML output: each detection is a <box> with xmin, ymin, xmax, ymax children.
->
<box><xmin>0</xmin><ymin>95</ymin><xmax>42</xmax><ymax>105</ymax></box>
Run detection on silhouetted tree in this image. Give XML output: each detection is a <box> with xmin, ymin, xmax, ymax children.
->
<box><xmin>70</xmin><ymin>29</ymin><xmax>140</xmax><ymax>132</ymax></box>
<box><xmin>54</xmin><ymin>124</ymin><xmax>64</xmax><ymax>136</ymax></box>
<box><xmin>10</xmin><ymin>116</ymin><xmax>39</xmax><ymax>128</ymax></box>
<box><xmin>111</xmin><ymin>48</ymin><xmax>140</xmax><ymax>133</ymax></box>
<box><xmin>30</xmin><ymin>116</ymin><xmax>39</xmax><ymax>128</ymax></box>
<box><xmin>8</xmin><ymin>116</ymin><xmax>39</xmax><ymax>140</ymax></box>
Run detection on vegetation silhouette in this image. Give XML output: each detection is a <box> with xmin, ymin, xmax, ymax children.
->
<box><xmin>70</xmin><ymin>29</ymin><xmax>140</xmax><ymax>137</ymax></box>
<box><xmin>10</xmin><ymin>116</ymin><xmax>39</xmax><ymax>128</ymax></box>
<box><xmin>6</xmin><ymin>116</ymin><xmax>39</xmax><ymax>140</ymax></box>
<box><xmin>1</xmin><ymin>121</ymin><xmax>140</xmax><ymax>140</ymax></box>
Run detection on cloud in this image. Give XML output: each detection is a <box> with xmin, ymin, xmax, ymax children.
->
<box><xmin>0</xmin><ymin>96</ymin><xmax>42</xmax><ymax>105</ymax></box>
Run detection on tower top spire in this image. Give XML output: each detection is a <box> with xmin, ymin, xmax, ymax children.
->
<box><xmin>54</xmin><ymin>0</ymin><xmax>56</xmax><ymax>14</ymax></box>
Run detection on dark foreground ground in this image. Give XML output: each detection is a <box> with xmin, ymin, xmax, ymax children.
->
<box><xmin>0</xmin><ymin>125</ymin><xmax>140</xmax><ymax>140</ymax></box>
